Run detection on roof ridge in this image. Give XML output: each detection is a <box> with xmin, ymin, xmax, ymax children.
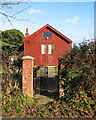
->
<box><xmin>23</xmin><ymin>24</ymin><xmax>72</xmax><ymax>43</ymax></box>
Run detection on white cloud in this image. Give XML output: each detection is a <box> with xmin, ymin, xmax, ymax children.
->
<box><xmin>65</xmin><ymin>16</ymin><xmax>80</xmax><ymax>23</ymax></box>
<box><xmin>29</xmin><ymin>8</ymin><xmax>41</xmax><ymax>14</ymax></box>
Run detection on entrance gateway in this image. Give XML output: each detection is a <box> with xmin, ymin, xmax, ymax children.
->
<box><xmin>22</xmin><ymin>55</ymin><xmax>65</xmax><ymax>98</ymax></box>
<box><xmin>33</xmin><ymin>66</ymin><xmax>58</xmax><ymax>97</ymax></box>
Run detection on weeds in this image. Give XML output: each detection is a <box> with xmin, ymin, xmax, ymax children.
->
<box><xmin>2</xmin><ymin>89</ymin><xmax>96</xmax><ymax>118</ymax></box>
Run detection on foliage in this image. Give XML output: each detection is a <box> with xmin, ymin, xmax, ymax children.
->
<box><xmin>2</xmin><ymin>29</ymin><xmax>24</xmax><ymax>95</ymax></box>
<box><xmin>58</xmin><ymin>41</ymin><xmax>96</xmax><ymax>99</ymax></box>
<box><xmin>2</xmin><ymin>29</ymin><xmax>24</xmax><ymax>47</ymax></box>
<box><xmin>55</xmin><ymin>66</ymin><xmax>58</xmax><ymax>74</ymax></box>
<box><xmin>2</xmin><ymin>90</ymin><xmax>96</xmax><ymax>118</ymax></box>
<box><xmin>2</xmin><ymin>89</ymin><xmax>34</xmax><ymax>117</ymax></box>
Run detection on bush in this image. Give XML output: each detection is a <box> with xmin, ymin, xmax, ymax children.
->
<box><xmin>58</xmin><ymin>41</ymin><xmax>96</xmax><ymax>99</ymax></box>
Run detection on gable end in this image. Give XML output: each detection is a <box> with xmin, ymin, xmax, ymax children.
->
<box><xmin>46</xmin><ymin>27</ymin><xmax>70</xmax><ymax>44</ymax></box>
<box><xmin>23</xmin><ymin>24</ymin><xmax>72</xmax><ymax>44</ymax></box>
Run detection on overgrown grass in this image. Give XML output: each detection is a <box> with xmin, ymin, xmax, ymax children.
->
<box><xmin>2</xmin><ymin>89</ymin><xmax>35</xmax><ymax>117</ymax></box>
<box><xmin>2</xmin><ymin>89</ymin><xmax>96</xmax><ymax>118</ymax></box>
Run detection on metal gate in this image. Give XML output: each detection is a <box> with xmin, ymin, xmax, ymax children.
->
<box><xmin>33</xmin><ymin>66</ymin><xmax>48</xmax><ymax>95</ymax></box>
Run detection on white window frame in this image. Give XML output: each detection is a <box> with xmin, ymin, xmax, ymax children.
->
<box><xmin>48</xmin><ymin>44</ymin><xmax>53</xmax><ymax>54</ymax></box>
<box><xmin>41</xmin><ymin>44</ymin><xmax>46</xmax><ymax>54</ymax></box>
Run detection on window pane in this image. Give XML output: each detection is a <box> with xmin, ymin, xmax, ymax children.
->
<box><xmin>48</xmin><ymin>44</ymin><xmax>53</xmax><ymax>54</ymax></box>
<box><xmin>42</xmin><ymin>44</ymin><xmax>46</xmax><ymax>54</ymax></box>
<box><xmin>43</xmin><ymin>32</ymin><xmax>52</xmax><ymax>37</ymax></box>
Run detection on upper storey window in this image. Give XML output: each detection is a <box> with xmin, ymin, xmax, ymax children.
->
<box><xmin>43</xmin><ymin>32</ymin><xmax>52</xmax><ymax>37</ymax></box>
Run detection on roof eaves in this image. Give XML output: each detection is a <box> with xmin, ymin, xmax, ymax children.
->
<box><xmin>46</xmin><ymin>24</ymin><xmax>72</xmax><ymax>43</ymax></box>
<box><xmin>23</xmin><ymin>24</ymin><xmax>72</xmax><ymax>43</ymax></box>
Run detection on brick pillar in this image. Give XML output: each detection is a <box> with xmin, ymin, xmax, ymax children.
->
<box><xmin>22</xmin><ymin>56</ymin><xmax>34</xmax><ymax>97</ymax></box>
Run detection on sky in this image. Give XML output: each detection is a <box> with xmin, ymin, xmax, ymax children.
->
<box><xmin>0</xmin><ymin>2</ymin><xmax>94</xmax><ymax>45</ymax></box>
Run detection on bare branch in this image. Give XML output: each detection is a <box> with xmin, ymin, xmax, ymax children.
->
<box><xmin>10</xmin><ymin>17</ymin><xmax>39</xmax><ymax>25</ymax></box>
<box><xmin>0</xmin><ymin>2</ymin><xmax>39</xmax><ymax>28</ymax></box>
<box><xmin>0</xmin><ymin>11</ymin><xmax>7</xmax><ymax>17</ymax></box>
<box><xmin>0</xmin><ymin>11</ymin><xmax>14</xmax><ymax>28</ymax></box>
<box><xmin>0</xmin><ymin>2</ymin><xmax>22</xmax><ymax>6</ymax></box>
<box><xmin>6</xmin><ymin>16</ymin><xmax>14</xmax><ymax>28</ymax></box>
<box><xmin>0</xmin><ymin>2</ymin><xmax>22</xmax><ymax>10</ymax></box>
<box><xmin>11</xmin><ymin>5</ymin><xmax>31</xmax><ymax>17</ymax></box>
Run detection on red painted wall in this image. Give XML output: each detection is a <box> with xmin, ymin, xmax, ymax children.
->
<box><xmin>23</xmin><ymin>26</ymin><xmax>72</xmax><ymax>66</ymax></box>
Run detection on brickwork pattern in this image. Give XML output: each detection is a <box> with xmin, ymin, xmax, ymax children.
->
<box><xmin>22</xmin><ymin>56</ymin><xmax>34</xmax><ymax>97</ymax></box>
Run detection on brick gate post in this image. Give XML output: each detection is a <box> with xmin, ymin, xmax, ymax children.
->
<box><xmin>22</xmin><ymin>56</ymin><xmax>34</xmax><ymax>97</ymax></box>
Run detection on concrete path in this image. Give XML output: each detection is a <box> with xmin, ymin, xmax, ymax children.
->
<box><xmin>33</xmin><ymin>94</ymin><xmax>54</xmax><ymax>105</ymax></box>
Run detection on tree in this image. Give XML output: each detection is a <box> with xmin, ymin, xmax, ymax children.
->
<box><xmin>2</xmin><ymin>29</ymin><xmax>24</xmax><ymax>94</ymax></box>
<box><xmin>0</xmin><ymin>2</ymin><xmax>33</xmax><ymax>94</ymax></box>
<box><xmin>2</xmin><ymin>29</ymin><xmax>24</xmax><ymax>48</ymax></box>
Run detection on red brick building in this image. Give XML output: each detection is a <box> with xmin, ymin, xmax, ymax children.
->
<box><xmin>23</xmin><ymin>24</ymin><xmax>72</xmax><ymax>66</ymax></box>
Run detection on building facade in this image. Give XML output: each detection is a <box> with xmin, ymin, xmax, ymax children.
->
<box><xmin>23</xmin><ymin>24</ymin><xmax>72</xmax><ymax>66</ymax></box>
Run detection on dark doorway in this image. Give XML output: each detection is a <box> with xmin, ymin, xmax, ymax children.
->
<box><xmin>33</xmin><ymin>66</ymin><xmax>58</xmax><ymax>98</ymax></box>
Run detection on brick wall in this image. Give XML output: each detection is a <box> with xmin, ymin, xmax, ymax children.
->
<box><xmin>22</xmin><ymin>56</ymin><xmax>34</xmax><ymax>97</ymax></box>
